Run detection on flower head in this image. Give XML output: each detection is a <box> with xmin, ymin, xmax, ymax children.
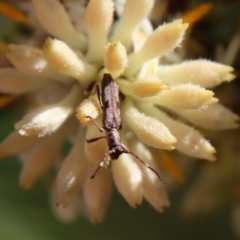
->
<box><xmin>0</xmin><ymin>0</ymin><xmax>238</xmax><ymax>223</ymax></box>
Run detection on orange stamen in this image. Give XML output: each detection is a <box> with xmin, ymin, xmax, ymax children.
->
<box><xmin>0</xmin><ymin>40</ymin><xmax>8</xmax><ymax>52</ymax></box>
<box><xmin>157</xmin><ymin>150</ymin><xmax>185</xmax><ymax>183</ymax></box>
<box><xmin>0</xmin><ymin>2</ymin><xmax>35</xmax><ymax>27</ymax></box>
<box><xmin>0</xmin><ymin>95</ymin><xmax>17</xmax><ymax>108</ymax></box>
<box><xmin>183</xmin><ymin>3</ymin><xmax>213</xmax><ymax>25</ymax></box>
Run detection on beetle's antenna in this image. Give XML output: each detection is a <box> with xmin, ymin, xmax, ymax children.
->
<box><xmin>122</xmin><ymin>147</ymin><xmax>162</xmax><ymax>180</ymax></box>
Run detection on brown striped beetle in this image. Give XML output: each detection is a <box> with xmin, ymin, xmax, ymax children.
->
<box><xmin>86</xmin><ymin>73</ymin><xmax>161</xmax><ymax>180</ymax></box>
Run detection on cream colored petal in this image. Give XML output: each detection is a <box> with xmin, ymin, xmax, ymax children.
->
<box><xmin>216</xmin><ymin>34</ymin><xmax>240</xmax><ymax>65</ymax></box>
<box><xmin>180</xmin><ymin>143</ymin><xmax>237</xmax><ymax>217</ymax></box>
<box><xmin>125</xmin><ymin>19</ymin><xmax>188</xmax><ymax>76</ymax></box>
<box><xmin>85</xmin><ymin>0</ymin><xmax>114</xmax><ymax>63</ymax></box>
<box><xmin>157</xmin><ymin>60</ymin><xmax>235</xmax><ymax>88</ymax></box>
<box><xmin>137</xmin><ymin>103</ymin><xmax>216</xmax><ymax>161</ymax></box>
<box><xmin>174</xmin><ymin>103</ymin><xmax>239</xmax><ymax>130</ymax></box>
<box><xmin>76</xmin><ymin>95</ymin><xmax>101</xmax><ymax>127</ymax></box>
<box><xmin>143</xmin><ymin>171</ymin><xmax>170</xmax><ymax>212</ymax></box>
<box><xmin>0</xmin><ymin>68</ymin><xmax>46</xmax><ymax>94</ymax></box>
<box><xmin>111</xmin><ymin>0</ymin><xmax>155</xmax><ymax>50</ymax></box>
<box><xmin>129</xmin><ymin>140</ymin><xmax>170</xmax><ymax>212</ymax></box>
<box><xmin>83</xmin><ymin>167</ymin><xmax>112</xmax><ymax>223</ymax></box>
<box><xmin>15</xmin><ymin>84</ymin><xmax>82</xmax><ymax>137</ymax></box>
<box><xmin>50</xmin><ymin>184</ymin><xmax>80</xmax><ymax>223</ymax></box>
<box><xmin>136</xmin><ymin>58</ymin><xmax>159</xmax><ymax>79</ymax></box>
<box><xmin>0</xmin><ymin>131</ymin><xmax>40</xmax><ymax>160</ymax></box>
<box><xmin>144</xmin><ymin>83</ymin><xmax>218</xmax><ymax>110</ymax></box>
<box><xmin>33</xmin><ymin>81</ymin><xmax>70</xmax><ymax>105</ymax></box>
<box><xmin>6</xmin><ymin>44</ymin><xmax>71</xmax><ymax>84</ymax></box>
<box><xmin>56</xmin><ymin>127</ymin><xmax>87</xmax><ymax>207</ymax></box>
<box><xmin>104</xmin><ymin>39</ymin><xmax>128</xmax><ymax>78</ymax></box>
<box><xmin>84</xmin><ymin>119</ymin><xmax>108</xmax><ymax>168</ymax></box>
<box><xmin>112</xmin><ymin>153</ymin><xmax>143</xmax><ymax>208</ymax></box>
<box><xmin>19</xmin><ymin>125</ymin><xmax>67</xmax><ymax>190</ymax></box>
<box><xmin>32</xmin><ymin>0</ymin><xmax>86</xmax><ymax>50</ymax></box>
<box><xmin>122</xmin><ymin>98</ymin><xmax>176</xmax><ymax>150</ymax></box>
<box><xmin>62</xmin><ymin>1</ymin><xmax>86</xmax><ymax>34</ymax></box>
<box><xmin>131</xmin><ymin>18</ymin><xmax>154</xmax><ymax>52</ymax></box>
<box><xmin>117</xmin><ymin>77</ymin><xmax>169</xmax><ymax>97</ymax></box>
<box><xmin>43</xmin><ymin>38</ymin><xmax>97</xmax><ymax>84</ymax></box>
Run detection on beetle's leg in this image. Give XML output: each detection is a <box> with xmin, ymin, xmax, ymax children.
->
<box><xmin>86</xmin><ymin>136</ymin><xmax>106</xmax><ymax>143</ymax></box>
<box><xmin>91</xmin><ymin>150</ymin><xmax>110</xmax><ymax>179</ymax></box>
<box><xmin>85</xmin><ymin>115</ymin><xmax>104</xmax><ymax>132</ymax></box>
<box><xmin>95</xmin><ymin>84</ymin><xmax>103</xmax><ymax>109</ymax></box>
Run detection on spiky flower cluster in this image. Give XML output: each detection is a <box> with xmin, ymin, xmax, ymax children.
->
<box><xmin>0</xmin><ymin>0</ymin><xmax>238</xmax><ymax>223</ymax></box>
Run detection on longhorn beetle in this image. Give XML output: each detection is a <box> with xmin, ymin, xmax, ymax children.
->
<box><xmin>85</xmin><ymin>73</ymin><xmax>162</xmax><ymax>180</ymax></box>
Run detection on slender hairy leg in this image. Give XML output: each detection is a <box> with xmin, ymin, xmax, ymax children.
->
<box><xmin>91</xmin><ymin>150</ymin><xmax>110</xmax><ymax>179</ymax></box>
<box><xmin>85</xmin><ymin>115</ymin><xmax>104</xmax><ymax>132</ymax></box>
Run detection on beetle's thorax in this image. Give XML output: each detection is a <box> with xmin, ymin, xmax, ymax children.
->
<box><xmin>105</xmin><ymin>128</ymin><xmax>121</xmax><ymax>147</ymax></box>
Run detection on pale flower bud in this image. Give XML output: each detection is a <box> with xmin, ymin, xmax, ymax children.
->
<box><xmin>112</xmin><ymin>0</ymin><xmax>155</xmax><ymax>50</ymax></box>
<box><xmin>175</xmin><ymin>103</ymin><xmax>239</xmax><ymax>130</ymax></box>
<box><xmin>216</xmin><ymin>33</ymin><xmax>240</xmax><ymax>65</ymax></box>
<box><xmin>43</xmin><ymin>38</ymin><xmax>97</xmax><ymax>83</ymax></box>
<box><xmin>157</xmin><ymin>60</ymin><xmax>235</xmax><ymax>88</ymax></box>
<box><xmin>6</xmin><ymin>44</ymin><xmax>71</xmax><ymax>84</ymax></box>
<box><xmin>76</xmin><ymin>95</ymin><xmax>101</xmax><ymax>126</ymax></box>
<box><xmin>15</xmin><ymin>84</ymin><xmax>82</xmax><ymax>137</ymax></box>
<box><xmin>130</xmin><ymin>140</ymin><xmax>170</xmax><ymax>212</ymax></box>
<box><xmin>50</xmin><ymin>186</ymin><xmax>80</xmax><ymax>223</ymax></box>
<box><xmin>122</xmin><ymin>98</ymin><xmax>177</xmax><ymax>150</ymax></box>
<box><xmin>180</xmin><ymin>146</ymin><xmax>237</xmax><ymax>217</ymax></box>
<box><xmin>104</xmin><ymin>39</ymin><xmax>128</xmax><ymax>78</ymax></box>
<box><xmin>146</xmin><ymin>83</ymin><xmax>218</xmax><ymax>110</ymax></box>
<box><xmin>83</xmin><ymin>167</ymin><xmax>112</xmax><ymax>223</ymax></box>
<box><xmin>118</xmin><ymin>77</ymin><xmax>169</xmax><ymax>97</ymax></box>
<box><xmin>19</xmin><ymin>125</ymin><xmax>67</xmax><ymax>190</ymax></box>
<box><xmin>0</xmin><ymin>68</ymin><xmax>46</xmax><ymax>94</ymax></box>
<box><xmin>85</xmin><ymin>0</ymin><xmax>114</xmax><ymax>63</ymax></box>
<box><xmin>0</xmin><ymin>131</ymin><xmax>40</xmax><ymax>160</ymax></box>
<box><xmin>56</xmin><ymin>128</ymin><xmax>87</xmax><ymax>207</ymax></box>
<box><xmin>125</xmin><ymin>19</ymin><xmax>189</xmax><ymax>76</ymax></box>
<box><xmin>32</xmin><ymin>0</ymin><xmax>86</xmax><ymax>50</ymax></box>
<box><xmin>112</xmin><ymin>153</ymin><xmax>143</xmax><ymax>208</ymax></box>
<box><xmin>137</xmin><ymin>103</ymin><xmax>216</xmax><ymax>161</ymax></box>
